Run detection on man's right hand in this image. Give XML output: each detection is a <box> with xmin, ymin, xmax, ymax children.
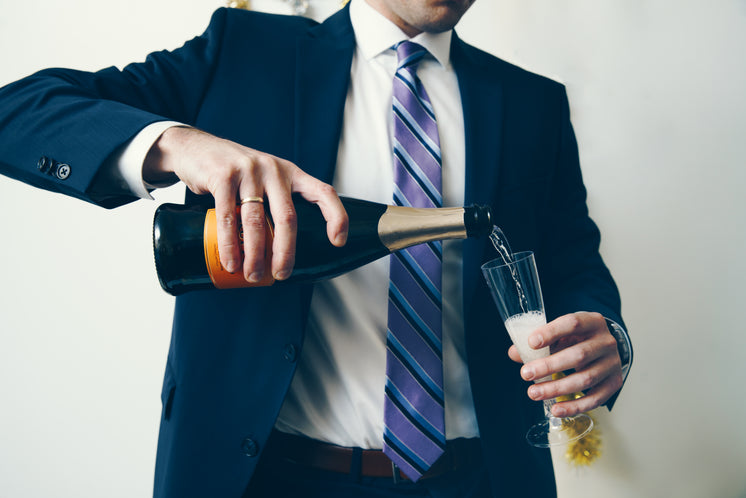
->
<box><xmin>143</xmin><ymin>126</ymin><xmax>348</xmax><ymax>283</ymax></box>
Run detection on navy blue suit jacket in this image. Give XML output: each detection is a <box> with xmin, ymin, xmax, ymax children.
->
<box><xmin>0</xmin><ymin>6</ymin><xmax>625</xmax><ymax>497</ymax></box>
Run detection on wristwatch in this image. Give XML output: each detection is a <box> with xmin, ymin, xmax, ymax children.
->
<box><xmin>605</xmin><ymin>318</ymin><xmax>633</xmax><ymax>381</ymax></box>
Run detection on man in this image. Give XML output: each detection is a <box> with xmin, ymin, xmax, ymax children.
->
<box><xmin>0</xmin><ymin>0</ymin><xmax>631</xmax><ymax>496</ymax></box>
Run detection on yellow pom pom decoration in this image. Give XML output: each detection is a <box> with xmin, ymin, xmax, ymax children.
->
<box><xmin>226</xmin><ymin>0</ymin><xmax>251</xmax><ymax>9</ymax></box>
<box><xmin>552</xmin><ymin>372</ymin><xmax>603</xmax><ymax>467</ymax></box>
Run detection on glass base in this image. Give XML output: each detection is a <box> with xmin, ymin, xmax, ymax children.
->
<box><xmin>526</xmin><ymin>413</ymin><xmax>594</xmax><ymax>448</ymax></box>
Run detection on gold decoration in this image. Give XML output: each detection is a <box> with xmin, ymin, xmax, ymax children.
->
<box><xmin>226</xmin><ymin>0</ymin><xmax>349</xmax><ymax>13</ymax></box>
<box><xmin>564</xmin><ymin>411</ymin><xmax>602</xmax><ymax>466</ymax></box>
<box><xmin>552</xmin><ymin>373</ymin><xmax>603</xmax><ymax>467</ymax></box>
<box><xmin>226</xmin><ymin>0</ymin><xmax>251</xmax><ymax>9</ymax></box>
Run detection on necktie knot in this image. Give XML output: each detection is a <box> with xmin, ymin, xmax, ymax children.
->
<box><xmin>395</xmin><ymin>41</ymin><xmax>428</xmax><ymax>72</ymax></box>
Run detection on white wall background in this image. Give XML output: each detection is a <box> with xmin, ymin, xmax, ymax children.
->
<box><xmin>1</xmin><ymin>0</ymin><xmax>744</xmax><ymax>496</ymax></box>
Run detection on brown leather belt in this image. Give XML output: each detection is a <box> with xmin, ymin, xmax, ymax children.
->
<box><xmin>266</xmin><ymin>431</ymin><xmax>481</xmax><ymax>481</ymax></box>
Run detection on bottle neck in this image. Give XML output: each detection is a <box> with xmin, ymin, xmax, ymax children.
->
<box><xmin>377</xmin><ymin>206</ymin><xmax>470</xmax><ymax>251</ymax></box>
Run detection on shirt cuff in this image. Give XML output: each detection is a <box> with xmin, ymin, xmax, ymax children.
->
<box><xmin>605</xmin><ymin>318</ymin><xmax>632</xmax><ymax>382</ymax></box>
<box><xmin>113</xmin><ymin>121</ymin><xmax>185</xmax><ymax>199</ymax></box>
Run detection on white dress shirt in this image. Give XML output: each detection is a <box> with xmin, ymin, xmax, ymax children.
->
<box><xmin>274</xmin><ymin>0</ymin><xmax>479</xmax><ymax>448</ymax></box>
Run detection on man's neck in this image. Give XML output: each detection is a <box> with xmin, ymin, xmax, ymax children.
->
<box><xmin>363</xmin><ymin>0</ymin><xmax>423</xmax><ymax>37</ymax></box>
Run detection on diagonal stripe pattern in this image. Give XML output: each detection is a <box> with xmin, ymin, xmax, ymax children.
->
<box><xmin>383</xmin><ymin>41</ymin><xmax>445</xmax><ymax>482</ymax></box>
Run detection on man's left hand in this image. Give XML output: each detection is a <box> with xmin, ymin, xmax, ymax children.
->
<box><xmin>507</xmin><ymin>311</ymin><xmax>623</xmax><ymax>417</ymax></box>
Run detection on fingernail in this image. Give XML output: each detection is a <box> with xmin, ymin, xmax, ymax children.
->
<box><xmin>335</xmin><ymin>233</ymin><xmax>347</xmax><ymax>246</ymax></box>
<box><xmin>522</xmin><ymin>366</ymin><xmax>535</xmax><ymax>380</ymax></box>
<box><xmin>528</xmin><ymin>386</ymin><xmax>541</xmax><ymax>400</ymax></box>
<box><xmin>528</xmin><ymin>334</ymin><xmax>542</xmax><ymax>349</ymax></box>
<box><xmin>274</xmin><ymin>270</ymin><xmax>289</xmax><ymax>281</ymax></box>
<box><xmin>248</xmin><ymin>272</ymin><xmax>263</xmax><ymax>283</ymax></box>
<box><xmin>225</xmin><ymin>261</ymin><xmax>237</xmax><ymax>274</ymax></box>
<box><xmin>553</xmin><ymin>406</ymin><xmax>567</xmax><ymax>417</ymax></box>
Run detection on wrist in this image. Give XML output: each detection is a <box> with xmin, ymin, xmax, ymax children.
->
<box><xmin>143</xmin><ymin>125</ymin><xmax>188</xmax><ymax>186</ymax></box>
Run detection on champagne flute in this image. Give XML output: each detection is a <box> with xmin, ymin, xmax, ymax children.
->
<box><xmin>481</xmin><ymin>251</ymin><xmax>593</xmax><ymax>447</ymax></box>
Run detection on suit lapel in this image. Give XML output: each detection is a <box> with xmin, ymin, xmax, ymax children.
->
<box><xmin>451</xmin><ymin>34</ymin><xmax>504</xmax><ymax>306</ymax></box>
<box><xmin>294</xmin><ymin>7</ymin><xmax>356</xmax><ymax>184</ymax></box>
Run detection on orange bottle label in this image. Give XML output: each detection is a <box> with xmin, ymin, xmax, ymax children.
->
<box><xmin>203</xmin><ymin>208</ymin><xmax>276</xmax><ymax>289</ymax></box>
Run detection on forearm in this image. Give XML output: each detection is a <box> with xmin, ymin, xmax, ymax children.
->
<box><xmin>0</xmin><ymin>69</ymin><xmax>166</xmax><ymax>206</ymax></box>
<box><xmin>0</xmin><ymin>10</ymin><xmax>225</xmax><ymax>206</ymax></box>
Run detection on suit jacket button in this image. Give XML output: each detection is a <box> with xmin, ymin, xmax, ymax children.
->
<box><xmin>55</xmin><ymin>163</ymin><xmax>71</xmax><ymax>180</ymax></box>
<box><xmin>37</xmin><ymin>156</ymin><xmax>52</xmax><ymax>173</ymax></box>
<box><xmin>241</xmin><ymin>437</ymin><xmax>259</xmax><ymax>457</ymax></box>
<box><xmin>282</xmin><ymin>344</ymin><xmax>297</xmax><ymax>363</ymax></box>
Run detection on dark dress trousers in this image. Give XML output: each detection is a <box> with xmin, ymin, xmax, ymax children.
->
<box><xmin>0</xmin><ymin>6</ymin><xmax>625</xmax><ymax>497</ymax></box>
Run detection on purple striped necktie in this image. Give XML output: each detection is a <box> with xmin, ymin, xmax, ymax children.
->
<box><xmin>383</xmin><ymin>41</ymin><xmax>445</xmax><ymax>482</ymax></box>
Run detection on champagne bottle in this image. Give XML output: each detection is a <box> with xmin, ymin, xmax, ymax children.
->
<box><xmin>153</xmin><ymin>196</ymin><xmax>492</xmax><ymax>295</ymax></box>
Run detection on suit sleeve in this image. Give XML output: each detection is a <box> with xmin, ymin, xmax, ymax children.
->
<box><xmin>537</xmin><ymin>87</ymin><xmax>631</xmax><ymax>409</ymax></box>
<box><xmin>0</xmin><ymin>8</ymin><xmax>229</xmax><ymax>208</ymax></box>
<box><xmin>537</xmin><ymin>88</ymin><xmax>624</xmax><ymax>324</ymax></box>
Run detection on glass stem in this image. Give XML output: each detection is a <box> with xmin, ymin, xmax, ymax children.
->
<box><xmin>542</xmin><ymin>398</ymin><xmax>555</xmax><ymax>417</ymax></box>
<box><xmin>543</xmin><ymin>398</ymin><xmax>563</xmax><ymax>429</ymax></box>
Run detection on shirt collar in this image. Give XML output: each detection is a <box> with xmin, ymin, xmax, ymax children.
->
<box><xmin>349</xmin><ymin>0</ymin><xmax>452</xmax><ymax>68</ymax></box>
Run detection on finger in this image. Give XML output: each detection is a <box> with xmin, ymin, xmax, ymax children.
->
<box><xmin>260</xmin><ymin>161</ymin><xmax>298</xmax><ymax>280</ymax></box>
<box><xmin>266</xmin><ymin>193</ymin><xmax>297</xmax><ymax>281</ymax></box>
<box><xmin>292</xmin><ymin>175</ymin><xmax>348</xmax><ymax>247</ymax></box>
<box><xmin>521</xmin><ymin>329</ymin><xmax>617</xmax><ymax>381</ymax></box>
<box><xmin>527</xmin><ymin>353</ymin><xmax>621</xmax><ymax>405</ymax></box>
<box><xmin>529</xmin><ymin>312</ymin><xmax>606</xmax><ymax>350</ymax></box>
<box><xmin>213</xmin><ymin>181</ymin><xmax>242</xmax><ymax>274</ymax></box>
<box><xmin>507</xmin><ymin>345</ymin><xmax>522</xmax><ymax>364</ymax></box>
<box><xmin>238</xmin><ymin>195</ymin><xmax>268</xmax><ymax>282</ymax></box>
<box><xmin>551</xmin><ymin>370</ymin><xmax>624</xmax><ymax>417</ymax></box>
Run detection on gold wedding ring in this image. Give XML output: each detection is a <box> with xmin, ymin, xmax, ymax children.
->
<box><xmin>240</xmin><ymin>196</ymin><xmax>264</xmax><ymax>205</ymax></box>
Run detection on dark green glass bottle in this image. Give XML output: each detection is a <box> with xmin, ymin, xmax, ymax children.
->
<box><xmin>153</xmin><ymin>196</ymin><xmax>492</xmax><ymax>295</ymax></box>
